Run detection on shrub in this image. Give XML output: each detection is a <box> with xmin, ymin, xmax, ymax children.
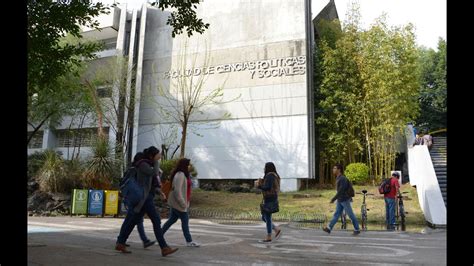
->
<box><xmin>160</xmin><ymin>159</ymin><xmax>198</xmax><ymax>181</ymax></box>
<box><xmin>345</xmin><ymin>163</ymin><xmax>370</xmax><ymax>184</ymax></box>
<box><xmin>28</xmin><ymin>151</ymin><xmax>49</xmax><ymax>180</ymax></box>
<box><xmin>82</xmin><ymin>137</ymin><xmax>119</xmax><ymax>190</ymax></box>
<box><xmin>36</xmin><ymin>150</ymin><xmax>67</xmax><ymax>193</ymax></box>
<box><xmin>63</xmin><ymin>159</ymin><xmax>85</xmax><ymax>191</ymax></box>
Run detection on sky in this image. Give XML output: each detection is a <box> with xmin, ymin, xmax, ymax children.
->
<box><xmin>97</xmin><ymin>0</ymin><xmax>446</xmax><ymax>50</ymax></box>
<box><xmin>312</xmin><ymin>0</ymin><xmax>446</xmax><ymax>50</ymax></box>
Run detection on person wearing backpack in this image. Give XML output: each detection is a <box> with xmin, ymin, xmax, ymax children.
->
<box><xmin>121</xmin><ymin>152</ymin><xmax>155</xmax><ymax>249</ymax></box>
<box><xmin>384</xmin><ymin>172</ymin><xmax>400</xmax><ymax>230</ymax></box>
<box><xmin>115</xmin><ymin>146</ymin><xmax>178</xmax><ymax>257</ymax></box>
<box><xmin>161</xmin><ymin>158</ymin><xmax>201</xmax><ymax>247</ymax></box>
<box><xmin>255</xmin><ymin>162</ymin><xmax>282</xmax><ymax>243</ymax></box>
<box><xmin>323</xmin><ymin>164</ymin><xmax>360</xmax><ymax>235</ymax></box>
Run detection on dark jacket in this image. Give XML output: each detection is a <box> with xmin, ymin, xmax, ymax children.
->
<box><xmin>258</xmin><ymin>172</ymin><xmax>279</xmax><ymax>203</ymax></box>
<box><xmin>133</xmin><ymin>159</ymin><xmax>161</xmax><ymax>213</ymax></box>
<box><xmin>331</xmin><ymin>175</ymin><xmax>352</xmax><ymax>202</ymax></box>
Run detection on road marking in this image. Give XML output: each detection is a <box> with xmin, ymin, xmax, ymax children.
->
<box><xmin>28</xmin><ymin>222</ymin><xmax>113</xmax><ymax>231</ymax></box>
<box><xmin>28</xmin><ymin>225</ymin><xmax>71</xmax><ymax>233</ymax></box>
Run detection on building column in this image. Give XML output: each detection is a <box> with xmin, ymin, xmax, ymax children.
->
<box><xmin>42</xmin><ymin>129</ymin><xmax>55</xmax><ymax>150</ymax></box>
<box><xmin>130</xmin><ymin>3</ymin><xmax>148</xmax><ymax>157</ymax></box>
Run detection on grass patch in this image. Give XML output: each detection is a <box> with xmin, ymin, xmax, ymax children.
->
<box><xmin>190</xmin><ymin>184</ymin><xmax>425</xmax><ymax>225</ymax></box>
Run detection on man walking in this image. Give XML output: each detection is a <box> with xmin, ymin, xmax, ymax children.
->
<box><xmin>323</xmin><ymin>164</ymin><xmax>360</xmax><ymax>235</ymax></box>
<box><xmin>385</xmin><ymin>172</ymin><xmax>400</xmax><ymax>230</ymax></box>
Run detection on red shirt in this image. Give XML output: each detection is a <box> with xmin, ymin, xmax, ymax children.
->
<box><xmin>384</xmin><ymin>177</ymin><xmax>400</xmax><ymax>199</ymax></box>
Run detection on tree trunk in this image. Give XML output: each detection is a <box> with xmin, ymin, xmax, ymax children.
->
<box><xmin>85</xmin><ymin>80</ymin><xmax>105</xmax><ymax>138</ymax></box>
<box><xmin>179</xmin><ymin>119</ymin><xmax>188</xmax><ymax>158</ymax></box>
<box><xmin>74</xmin><ymin>112</ymin><xmax>87</xmax><ymax>160</ymax></box>
<box><xmin>27</xmin><ymin>111</ymin><xmax>56</xmax><ymax>145</ymax></box>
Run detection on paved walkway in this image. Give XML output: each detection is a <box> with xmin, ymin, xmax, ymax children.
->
<box><xmin>28</xmin><ymin>216</ymin><xmax>446</xmax><ymax>265</ymax></box>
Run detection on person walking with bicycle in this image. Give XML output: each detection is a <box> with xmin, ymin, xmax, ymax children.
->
<box><xmin>323</xmin><ymin>164</ymin><xmax>361</xmax><ymax>235</ymax></box>
<box><xmin>384</xmin><ymin>172</ymin><xmax>400</xmax><ymax>230</ymax></box>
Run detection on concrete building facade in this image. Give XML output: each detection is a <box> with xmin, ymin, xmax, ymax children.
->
<box><xmin>28</xmin><ymin>0</ymin><xmax>339</xmax><ymax>191</ymax></box>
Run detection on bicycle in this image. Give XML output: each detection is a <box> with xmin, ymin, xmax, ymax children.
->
<box><xmin>395</xmin><ymin>190</ymin><xmax>409</xmax><ymax>231</ymax></box>
<box><xmin>356</xmin><ymin>190</ymin><xmax>374</xmax><ymax>231</ymax></box>
<box><xmin>340</xmin><ymin>209</ymin><xmax>347</xmax><ymax>229</ymax></box>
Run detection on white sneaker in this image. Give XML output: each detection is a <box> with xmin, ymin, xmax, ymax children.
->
<box><xmin>186</xmin><ymin>241</ymin><xmax>201</xmax><ymax>247</ymax></box>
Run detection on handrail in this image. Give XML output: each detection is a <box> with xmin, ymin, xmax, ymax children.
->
<box><xmin>428</xmin><ymin>128</ymin><xmax>447</xmax><ymax>135</ymax></box>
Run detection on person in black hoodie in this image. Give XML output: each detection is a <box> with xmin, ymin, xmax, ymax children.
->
<box><xmin>115</xmin><ymin>146</ymin><xmax>178</xmax><ymax>256</ymax></box>
<box><xmin>323</xmin><ymin>163</ymin><xmax>360</xmax><ymax>235</ymax></box>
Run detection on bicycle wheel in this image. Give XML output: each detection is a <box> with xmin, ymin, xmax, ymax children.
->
<box><xmin>340</xmin><ymin>212</ymin><xmax>347</xmax><ymax>229</ymax></box>
<box><xmin>361</xmin><ymin>206</ymin><xmax>367</xmax><ymax>231</ymax></box>
<box><xmin>399</xmin><ymin>205</ymin><xmax>406</xmax><ymax>230</ymax></box>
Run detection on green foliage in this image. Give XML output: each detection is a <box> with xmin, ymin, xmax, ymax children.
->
<box><xmin>28</xmin><ymin>63</ymin><xmax>95</xmax><ymax>141</ymax></box>
<box><xmin>63</xmin><ymin>159</ymin><xmax>85</xmax><ymax>190</ymax></box>
<box><xmin>82</xmin><ymin>137</ymin><xmax>119</xmax><ymax>189</ymax></box>
<box><xmin>31</xmin><ymin>150</ymin><xmax>85</xmax><ymax>192</ymax></box>
<box><xmin>416</xmin><ymin>38</ymin><xmax>447</xmax><ymax>131</ymax></box>
<box><xmin>345</xmin><ymin>163</ymin><xmax>369</xmax><ymax>184</ymax></box>
<box><xmin>314</xmin><ymin>4</ymin><xmax>421</xmax><ymax>182</ymax></box>
<box><xmin>36</xmin><ymin>150</ymin><xmax>68</xmax><ymax>193</ymax></box>
<box><xmin>152</xmin><ymin>0</ymin><xmax>209</xmax><ymax>38</ymax></box>
<box><xmin>27</xmin><ymin>0</ymin><xmax>109</xmax><ymax>100</ymax></box>
<box><xmin>28</xmin><ymin>151</ymin><xmax>49</xmax><ymax>179</ymax></box>
<box><xmin>160</xmin><ymin>159</ymin><xmax>198</xmax><ymax>181</ymax></box>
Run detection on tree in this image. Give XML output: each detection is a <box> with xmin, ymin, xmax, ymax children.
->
<box><xmin>27</xmin><ymin>0</ymin><xmax>110</xmax><ymax>144</ymax></box>
<box><xmin>314</xmin><ymin>4</ymin><xmax>420</xmax><ymax>183</ymax></box>
<box><xmin>313</xmin><ymin>18</ymin><xmax>342</xmax><ymax>184</ymax></box>
<box><xmin>416</xmin><ymin>38</ymin><xmax>447</xmax><ymax>132</ymax></box>
<box><xmin>151</xmin><ymin>0</ymin><xmax>210</xmax><ymax>38</ymax></box>
<box><xmin>27</xmin><ymin>0</ymin><xmax>109</xmax><ymax>102</ymax></box>
<box><xmin>359</xmin><ymin>17</ymin><xmax>420</xmax><ymax>179</ymax></box>
<box><xmin>148</xmin><ymin>41</ymin><xmax>238</xmax><ymax>158</ymax></box>
<box><xmin>83</xmin><ymin>55</ymin><xmax>139</xmax><ymax>171</ymax></box>
<box><xmin>27</xmin><ymin>61</ymin><xmax>96</xmax><ymax>145</ymax></box>
<box><xmin>27</xmin><ymin>0</ymin><xmax>210</xmax><ymax>145</ymax></box>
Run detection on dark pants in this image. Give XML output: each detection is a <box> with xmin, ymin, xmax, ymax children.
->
<box><xmin>136</xmin><ymin>216</ymin><xmax>150</xmax><ymax>243</ymax></box>
<box><xmin>117</xmin><ymin>193</ymin><xmax>168</xmax><ymax>248</ymax></box>
<box><xmin>162</xmin><ymin>207</ymin><xmax>193</xmax><ymax>243</ymax></box>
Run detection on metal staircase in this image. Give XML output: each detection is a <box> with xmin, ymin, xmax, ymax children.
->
<box><xmin>430</xmin><ymin>137</ymin><xmax>447</xmax><ymax>207</ymax></box>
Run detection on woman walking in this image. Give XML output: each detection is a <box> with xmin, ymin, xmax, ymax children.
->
<box><xmin>255</xmin><ymin>162</ymin><xmax>282</xmax><ymax>243</ymax></box>
<box><xmin>162</xmin><ymin>158</ymin><xmax>201</xmax><ymax>247</ymax></box>
<box><xmin>115</xmin><ymin>146</ymin><xmax>178</xmax><ymax>256</ymax></box>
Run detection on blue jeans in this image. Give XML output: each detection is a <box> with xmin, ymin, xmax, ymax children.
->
<box><xmin>328</xmin><ymin>200</ymin><xmax>360</xmax><ymax>231</ymax></box>
<box><xmin>162</xmin><ymin>207</ymin><xmax>193</xmax><ymax>243</ymax></box>
<box><xmin>261</xmin><ymin>212</ymin><xmax>276</xmax><ymax>234</ymax></box>
<box><xmin>117</xmin><ymin>193</ymin><xmax>168</xmax><ymax>248</ymax></box>
<box><xmin>385</xmin><ymin>198</ymin><xmax>396</xmax><ymax>229</ymax></box>
<box><xmin>136</xmin><ymin>216</ymin><xmax>150</xmax><ymax>243</ymax></box>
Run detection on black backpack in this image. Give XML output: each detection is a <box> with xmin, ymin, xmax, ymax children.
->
<box><xmin>347</xmin><ymin>180</ymin><xmax>355</xmax><ymax>197</ymax></box>
<box><xmin>378</xmin><ymin>178</ymin><xmax>392</xmax><ymax>194</ymax></box>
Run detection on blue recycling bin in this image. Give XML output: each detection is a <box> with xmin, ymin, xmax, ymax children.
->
<box><xmin>88</xmin><ymin>189</ymin><xmax>104</xmax><ymax>216</ymax></box>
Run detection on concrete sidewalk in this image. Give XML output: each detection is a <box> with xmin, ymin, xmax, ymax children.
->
<box><xmin>28</xmin><ymin>216</ymin><xmax>446</xmax><ymax>265</ymax></box>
